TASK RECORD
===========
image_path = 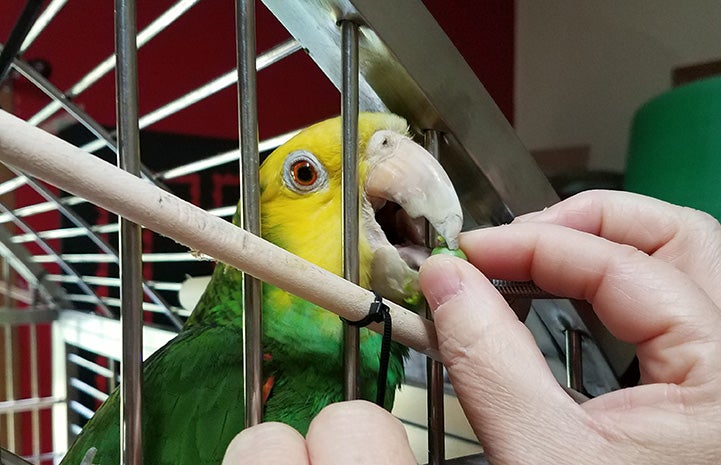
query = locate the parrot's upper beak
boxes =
[362,129,463,305]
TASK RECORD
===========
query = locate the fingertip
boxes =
[419,254,466,309]
[222,422,307,465]
[307,401,415,465]
[308,400,406,440]
[311,399,397,425]
[421,248,577,448]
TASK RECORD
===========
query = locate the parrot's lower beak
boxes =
[362,130,463,307]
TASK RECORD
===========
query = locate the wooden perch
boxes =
[0,110,440,361]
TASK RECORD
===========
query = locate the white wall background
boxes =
[515,1,721,172]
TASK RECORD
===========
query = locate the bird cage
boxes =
[0,1,632,464]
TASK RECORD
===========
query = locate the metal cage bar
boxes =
[2,260,16,454]
[424,129,446,465]
[114,0,144,463]
[26,0,202,127]
[236,0,263,430]
[340,19,361,401]
[0,0,43,83]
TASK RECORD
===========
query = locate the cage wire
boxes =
[0,1,630,464]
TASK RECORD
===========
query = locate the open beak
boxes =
[362,129,463,305]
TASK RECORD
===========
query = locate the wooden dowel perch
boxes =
[0,110,440,361]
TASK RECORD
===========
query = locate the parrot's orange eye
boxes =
[282,150,328,193]
[291,160,317,186]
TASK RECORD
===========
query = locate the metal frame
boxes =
[0,1,628,464]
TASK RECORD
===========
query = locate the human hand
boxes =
[419,190,721,464]
[222,400,416,465]
[223,190,721,464]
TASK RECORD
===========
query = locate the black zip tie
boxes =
[343,291,392,407]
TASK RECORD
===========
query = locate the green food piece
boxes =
[431,245,467,260]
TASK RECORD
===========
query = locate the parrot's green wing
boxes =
[60,325,245,465]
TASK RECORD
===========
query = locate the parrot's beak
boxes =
[362,129,463,305]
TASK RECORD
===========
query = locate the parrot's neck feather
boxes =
[184,263,244,329]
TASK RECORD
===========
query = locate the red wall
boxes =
[2,0,514,137]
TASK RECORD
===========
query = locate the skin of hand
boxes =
[223,190,721,464]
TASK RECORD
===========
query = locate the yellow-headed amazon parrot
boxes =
[60,112,463,465]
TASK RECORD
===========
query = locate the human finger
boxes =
[305,401,416,465]
[419,255,594,464]
[514,190,721,306]
[458,222,721,386]
[222,422,309,465]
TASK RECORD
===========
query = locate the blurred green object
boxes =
[625,76,721,221]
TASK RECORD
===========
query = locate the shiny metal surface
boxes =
[8,51,166,187]
[0,201,110,315]
[424,129,445,465]
[491,279,554,301]
[115,0,144,463]
[0,0,43,83]
[15,171,181,329]
[530,300,621,396]
[236,0,264,429]
[26,0,202,127]
[2,260,15,453]
[139,39,301,131]
[341,19,361,401]
[261,0,558,225]
[565,329,584,392]
[0,221,66,308]
[19,0,69,53]
[28,321,40,462]
[1,446,34,465]
[74,39,301,155]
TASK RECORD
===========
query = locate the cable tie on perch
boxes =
[342,291,393,406]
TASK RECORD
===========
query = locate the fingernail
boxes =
[420,255,464,310]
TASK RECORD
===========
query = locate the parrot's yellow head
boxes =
[258,112,462,306]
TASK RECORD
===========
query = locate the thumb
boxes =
[419,255,585,462]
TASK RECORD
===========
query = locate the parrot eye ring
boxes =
[282,150,328,193]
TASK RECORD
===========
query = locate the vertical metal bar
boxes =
[2,259,15,451]
[115,0,143,464]
[340,20,360,401]
[29,280,41,464]
[424,130,445,465]
[0,200,111,316]
[236,0,263,428]
[565,329,583,392]
[51,324,68,459]
[29,321,40,463]
[109,359,118,392]
[0,0,44,83]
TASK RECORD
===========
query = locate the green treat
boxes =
[431,245,467,260]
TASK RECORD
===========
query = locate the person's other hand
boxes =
[222,400,416,465]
